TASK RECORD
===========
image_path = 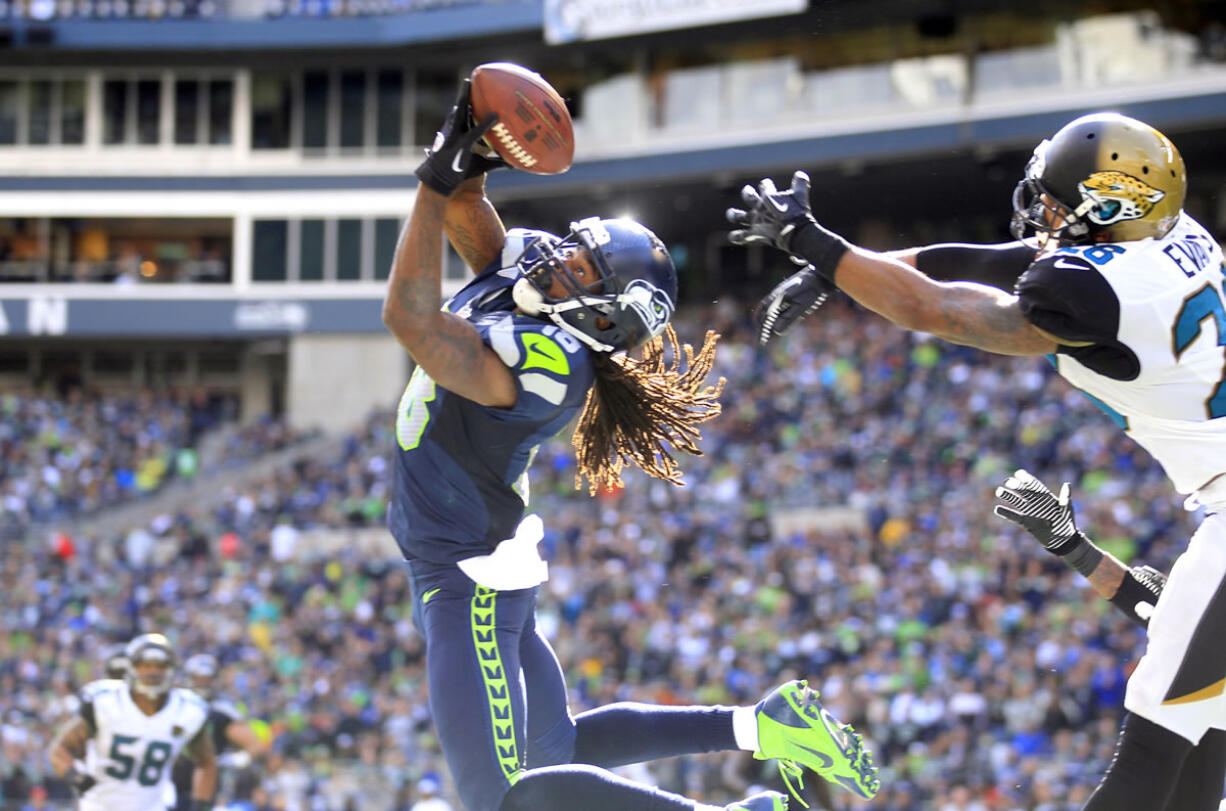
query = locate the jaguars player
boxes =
[49,634,216,811]
[169,654,268,811]
[382,81,880,811]
[734,112,1226,811]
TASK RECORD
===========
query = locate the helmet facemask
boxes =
[512,218,676,353]
[1010,141,1091,250]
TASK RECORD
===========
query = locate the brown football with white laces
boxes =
[470,62,574,175]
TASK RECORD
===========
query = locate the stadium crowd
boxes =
[0,300,1204,810]
[0,387,308,542]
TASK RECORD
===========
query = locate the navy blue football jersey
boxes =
[389,229,596,563]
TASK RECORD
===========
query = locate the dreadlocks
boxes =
[573,325,725,495]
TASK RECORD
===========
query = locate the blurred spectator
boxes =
[0,302,1204,809]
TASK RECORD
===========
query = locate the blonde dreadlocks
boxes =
[573,325,725,494]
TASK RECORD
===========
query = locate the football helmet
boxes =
[102,644,130,680]
[183,653,219,698]
[125,633,176,699]
[511,217,677,353]
[1010,112,1186,247]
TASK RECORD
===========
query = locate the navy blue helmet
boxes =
[512,217,677,353]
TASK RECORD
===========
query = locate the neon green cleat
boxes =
[724,790,789,811]
[754,679,881,804]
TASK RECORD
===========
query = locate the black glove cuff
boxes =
[787,219,850,285]
[414,162,458,197]
[1057,531,1103,576]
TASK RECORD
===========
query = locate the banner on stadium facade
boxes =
[543,0,807,44]
[0,296,385,337]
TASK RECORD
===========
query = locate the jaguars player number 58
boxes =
[49,634,217,811]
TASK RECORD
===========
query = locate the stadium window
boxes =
[374,218,399,280]
[302,71,329,151]
[61,80,85,145]
[375,70,403,150]
[0,81,17,145]
[339,70,365,149]
[208,79,233,145]
[92,350,135,376]
[336,218,361,280]
[103,80,128,144]
[198,349,240,377]
[0,351,29,374]
[28,80,52,145]
[252,220,288,281]
[251,73,292,150]
[413,68,459,147]
[299,218,324,281]
[136,79,161,145]
[174,80,200,144]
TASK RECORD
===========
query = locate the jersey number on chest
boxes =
[396,366,439,451]
[1173,281,1226,419]
[104,734,174,786]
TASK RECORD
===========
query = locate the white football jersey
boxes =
[78,682,209,811]
[1028,213,1226,497]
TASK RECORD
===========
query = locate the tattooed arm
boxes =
[832,247,1057,356]
[383,186,517,407]
[48,717,93,775]
[445,175,506,274]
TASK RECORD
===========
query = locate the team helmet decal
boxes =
[1077,171,1166,227]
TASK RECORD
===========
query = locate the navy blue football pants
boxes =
[407,559,739,811]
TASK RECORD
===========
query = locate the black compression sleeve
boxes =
[914,242,1036,291]
[1164,729,1226,811]
[1110,565,1167,629]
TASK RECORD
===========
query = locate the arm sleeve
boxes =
[914,241,1036,291]
[1015,253,1121,345]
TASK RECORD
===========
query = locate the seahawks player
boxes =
[49,634,216,811]
[383,81,880,811]
[169,654,267,811]
[734,112,1226,811]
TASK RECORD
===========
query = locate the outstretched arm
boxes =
[995,469,1166,628]
[732,172,1057,355]
[833,248,1057,356]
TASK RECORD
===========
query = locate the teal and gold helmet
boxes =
[1011,112,1186,246]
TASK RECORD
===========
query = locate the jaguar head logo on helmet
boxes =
[1010,112,1186,248]
[125,633,176,700]
[511,217,678,353]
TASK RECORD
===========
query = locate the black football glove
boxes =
[993,468,1084,555]
[414,80,503,196]
[68,765,96,796]
[753,264,836,346]
[726,171,817,253]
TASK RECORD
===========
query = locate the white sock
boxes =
[732,705,760,752]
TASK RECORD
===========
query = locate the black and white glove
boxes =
[995,469,1103,578]
[727,171,818,253]
[753,264,835,345]
[993,469,1083,554]
[68,764,96,796]
[414,80,503,196]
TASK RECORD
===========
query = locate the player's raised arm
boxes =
[730,171,1057,356]
[383,81,517,408]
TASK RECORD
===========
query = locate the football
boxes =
[470,62,574,175]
